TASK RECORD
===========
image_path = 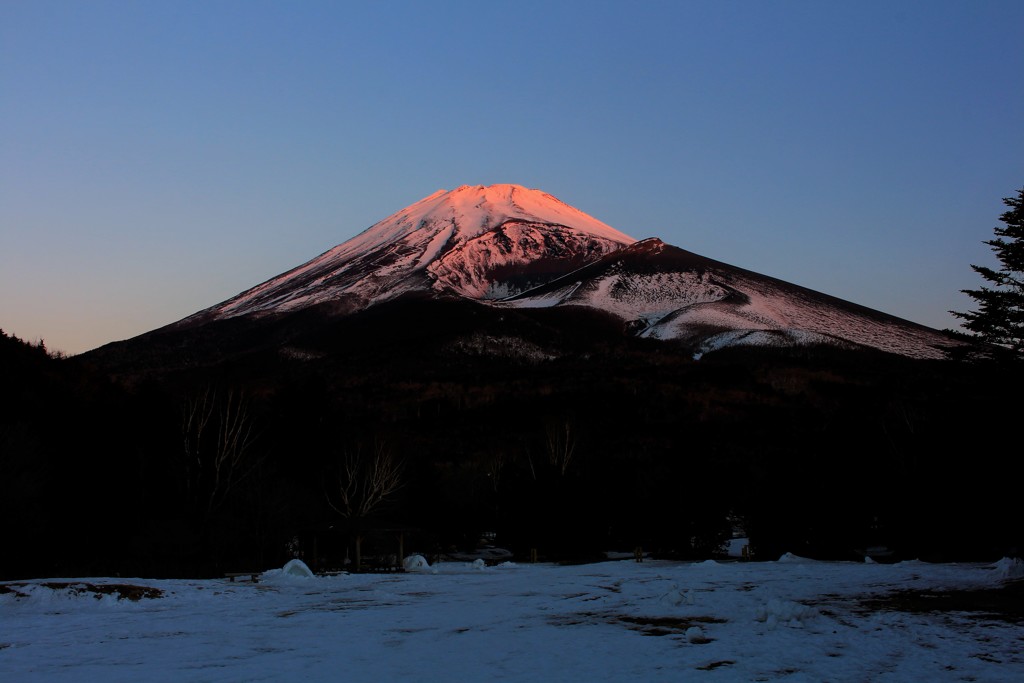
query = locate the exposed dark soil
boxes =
[553,611,726,641]
[618,614,727,634]
[696,660,735,671]
[859,580,1024,623]
[0,581,163,601]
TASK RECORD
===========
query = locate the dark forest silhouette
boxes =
[1,321,1020,579]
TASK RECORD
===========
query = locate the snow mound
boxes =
[777,552,815,563]
[686,625,708,644]
[283,559,314,577]
[755,597,819,629]
[993,557,1024,580]
[403,555,431,571]
[261,559,316,583]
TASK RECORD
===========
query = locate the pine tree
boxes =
[952,188,1024,356]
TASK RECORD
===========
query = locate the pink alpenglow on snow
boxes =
[198,184,635,319]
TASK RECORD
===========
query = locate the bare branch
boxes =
[546,420,577,477]
[326,441,405,520]
[180,386,261,519]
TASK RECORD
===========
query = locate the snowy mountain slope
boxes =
[505,238,955,359]
[171,184,956,360]
[192,184,634,321]
[428,220,627,299]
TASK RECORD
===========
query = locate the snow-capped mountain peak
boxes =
[181,184,956,359]
[333,184,633,260]
[199,184,635,319]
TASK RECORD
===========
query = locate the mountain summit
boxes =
[196,184,634,321]
[176,184,954,359]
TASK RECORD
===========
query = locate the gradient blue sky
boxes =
[3,0,1022,354]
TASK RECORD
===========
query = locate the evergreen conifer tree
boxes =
[952,188,1024,356]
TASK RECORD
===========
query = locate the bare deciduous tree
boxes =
[545,420,577,477]
[180,387,259,519]
[326,441,405,520]
[325,441,405,571]
[486,451,507,493]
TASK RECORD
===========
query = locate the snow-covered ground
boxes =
[3,556,1022,682]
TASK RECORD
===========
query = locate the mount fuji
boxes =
[172,184,953,360]
[191,184,633,321]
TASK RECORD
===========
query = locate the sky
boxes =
[2,1,1022,355]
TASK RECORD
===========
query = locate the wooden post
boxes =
[397,531,405,570]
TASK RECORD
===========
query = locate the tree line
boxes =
[3,324,1021,580]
